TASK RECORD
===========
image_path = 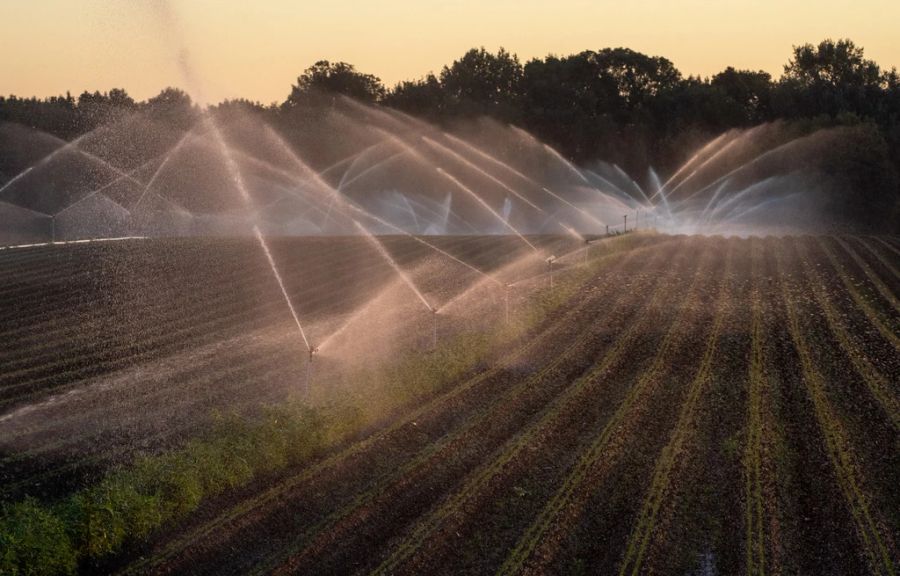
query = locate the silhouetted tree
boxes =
[439,48,523,120]
[711,67,773,124]
[589,48,682,111]
[285,61,385,107]
[784,39,884,88]
[520,52,620,159]
[777,39,890,119]
[0,93,78,139]
[75,88,136,131]
[384,74,444,120]
[2,37,899,230]
[143,88,198,129]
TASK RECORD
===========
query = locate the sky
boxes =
[1,0,898,104]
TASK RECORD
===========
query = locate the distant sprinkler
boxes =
[304,346,319,398]
[504,283,511,324]
[624,214,628,233]
[547,255,557,289]
[606,224,609,236]
[431,307,439,350]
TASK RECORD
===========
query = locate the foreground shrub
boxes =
[0,498,77,576]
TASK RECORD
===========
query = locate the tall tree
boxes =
[711,67,773,124]
[778,39,889,119]
[384,74,444,119]
[144,88,197,129]
[285,61,385,107]
[783,39,884,88]
[75,88,136,131]
[439,47,523,120]
[588,48,682,110]
[520,52,621,159]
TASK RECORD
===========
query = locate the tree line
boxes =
[2,38,899,181]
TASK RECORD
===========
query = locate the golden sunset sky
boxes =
[1,0,898,104]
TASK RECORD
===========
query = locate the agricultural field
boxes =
[0,234,580,501]
[1,233,898,575]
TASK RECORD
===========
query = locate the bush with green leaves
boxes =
[0,498,77,576]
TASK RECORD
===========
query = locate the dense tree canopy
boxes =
[710,67,773,125]
[438,47,524,119]
[2,38,899,208]
[784,39,885,89]
[285,60,386,107]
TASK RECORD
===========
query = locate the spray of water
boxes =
[261,126,503,285]
[206,115,313,351]
[133,127,201,211]
[0,200,51,218]
[0,131,146,202]
[252,223,311,349]
[316,139,392,178]
[435,168,539,253]
[655,131,733,195]
[439,132,612,232]
[668,136,744,198]
[316,283,398,353]
[421,136,544,212]
[561,224,587,243]
[541,144,591,184]
[352,219,433,312]
[339,149,409,191]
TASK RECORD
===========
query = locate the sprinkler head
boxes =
[309,346,319,358]
[547,255,556,263]
[431,306,438,315]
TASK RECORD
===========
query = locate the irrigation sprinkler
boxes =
[431,307,439,350]
[547,255,556,288]
[504,284,511,324]
[304,346,318,397]
[624,214,628,233]
[606,224,609,236]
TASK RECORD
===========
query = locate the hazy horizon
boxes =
[2,0,899,104]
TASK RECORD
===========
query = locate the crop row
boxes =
[743,240,771,576]
[117,234,670,575]
[0,235,604,498]
[615,242,734,576]
[775,242,895,575]
[367,240,711,575]
[246,241,683,576]
[492,243,718,576]
[5,233,632,496]
[118,235,897,576]
[817,238,899,350]
[0,237,519,407]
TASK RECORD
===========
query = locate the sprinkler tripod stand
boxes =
[431,307,438,350]
[504,284,511,324]
[304,346,319,397]
[547,255,557,289]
